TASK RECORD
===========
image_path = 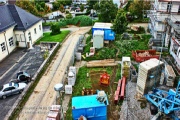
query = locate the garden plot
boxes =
[89,70,109,93]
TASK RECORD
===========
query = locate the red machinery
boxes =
[114,77,126,104]
[99,72,110,86]
[132,49,159,62]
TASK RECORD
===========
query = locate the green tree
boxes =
[94,0,118,22]
[128,0,151,19]
[80,4,84,12]
[50,24,61,35]
[87,0,98,14]
[112,9,128,34]
[16,0,51,17]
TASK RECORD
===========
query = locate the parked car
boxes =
[11,71,31,83]
[0,82,27,99]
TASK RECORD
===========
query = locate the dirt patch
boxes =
[90,70,109,93]
[89,67,120,120]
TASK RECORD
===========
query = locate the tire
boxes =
[19,89,23,94]
[2,95,6,99]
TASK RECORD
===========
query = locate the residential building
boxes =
[148,0,180,45]
[148,0,180,70]
[0,4,43,62]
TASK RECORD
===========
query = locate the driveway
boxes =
[0,46,45,120]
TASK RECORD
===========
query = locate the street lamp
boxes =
[54,83,64,120]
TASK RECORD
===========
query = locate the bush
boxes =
[50,24,61,35]
[66,13,73,19]
[58,21,67,28]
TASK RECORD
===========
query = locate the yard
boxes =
[35,30,70,44]
[65,30,152,120]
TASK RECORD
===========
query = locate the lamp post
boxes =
[54,83,64,120]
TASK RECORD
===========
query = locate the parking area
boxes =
[0,46,46,120]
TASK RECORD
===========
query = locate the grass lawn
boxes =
[35,30,70,44]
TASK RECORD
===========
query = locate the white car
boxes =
[0,82,27,99]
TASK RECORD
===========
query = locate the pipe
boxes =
[23,31,27,48]
[3,31,9,54]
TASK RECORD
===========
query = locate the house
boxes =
[0,4,43,62]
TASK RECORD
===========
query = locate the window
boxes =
[167,2,172,12]
[9,37,14,46]
[34,28,37,34]
[39,25,41,30]
[28,32,31,41]
[178,5,180,13]
[1,42,6,52]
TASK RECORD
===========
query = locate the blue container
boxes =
[92,28,115,41]
[72,95,108,120]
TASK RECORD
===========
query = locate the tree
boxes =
[50,24,61,35]
[128,0,151,19]
[94,0,118,22]
[87,0,98,14]
[80,4,84,12]
[16,0,51,17]
[112,9,128,34]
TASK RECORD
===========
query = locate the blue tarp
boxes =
[72,95,108,120]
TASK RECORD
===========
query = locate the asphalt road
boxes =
[0,46,44,120]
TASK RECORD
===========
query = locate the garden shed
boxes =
[93,30,104,48]
[92,22,115,41]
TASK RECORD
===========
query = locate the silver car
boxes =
[0,82,27,99]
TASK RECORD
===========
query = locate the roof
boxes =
[0,4,42,33]
[0,5,16,32]
[93,30,104,35]
[93,22,113,29]
[140,58,164,71]
[72,95,108,109]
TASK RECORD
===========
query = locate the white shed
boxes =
[93,30,104,49]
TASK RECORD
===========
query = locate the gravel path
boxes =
[18,27,91,120]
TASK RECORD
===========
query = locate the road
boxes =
[18,27,90,120]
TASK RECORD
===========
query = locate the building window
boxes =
[34,28,37,34]
[39,25,41,30]
[167,2,172,12]
[9,37,14,46]
[1,42,6,52]
[28,32,31,41]
[178,5,180,13]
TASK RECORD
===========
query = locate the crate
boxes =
[65,85,72,94]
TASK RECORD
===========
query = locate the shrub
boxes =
[50,24,61,35]
[66,13,73,19]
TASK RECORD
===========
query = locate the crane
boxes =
[145,81,180,120]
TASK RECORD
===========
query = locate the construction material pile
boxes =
[87,59,117,67]
[137,51,151,57]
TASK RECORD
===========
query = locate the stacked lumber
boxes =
[87,59,117,67]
